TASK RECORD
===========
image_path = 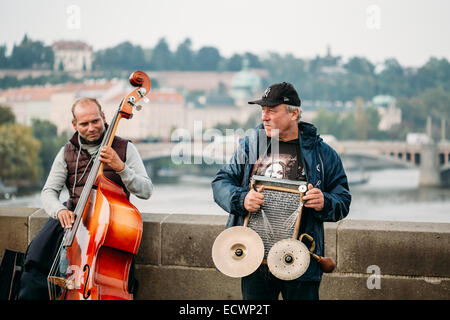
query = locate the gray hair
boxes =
[285,104,301,121]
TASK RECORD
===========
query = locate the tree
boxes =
[9,34,54,69]
[31,119,67,183]
[93,41,146,71]
[174,38,194,70]
[412,57,450,93]
[344,57,375,75]
[312,109,341,136]
[226,54,243,71]
[195,46,221,71]
[0,45,7,68]
[398,86,450,139]
[376,58,408,97]
[354,98,368,140]
[0,105,16,125]
[365,106,382,139]
[149,38,173,70]
[0,123,41,184]
[244,52,262,68]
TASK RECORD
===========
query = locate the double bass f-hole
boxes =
[82,264,91,299]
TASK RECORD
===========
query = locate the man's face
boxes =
[261,104,298,139]
[265,163,284,179]
[72,101,106,143]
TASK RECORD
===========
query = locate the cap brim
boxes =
[248,99,281,107]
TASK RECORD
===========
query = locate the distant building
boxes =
[149,69,268,94]
[52,40,93,72]
[0,85,59,125]
[372,95,401,130]
[106,89,185,140]
[230,59,262,105]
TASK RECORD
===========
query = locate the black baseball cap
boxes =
[248,82,301,107]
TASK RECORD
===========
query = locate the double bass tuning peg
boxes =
[137,88,150,104]
[134,96,149,111]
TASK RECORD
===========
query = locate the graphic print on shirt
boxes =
[252,139,306,181]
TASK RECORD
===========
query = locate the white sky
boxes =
[1,0,449,67]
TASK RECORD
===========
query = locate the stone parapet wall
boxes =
[0,207,449,299]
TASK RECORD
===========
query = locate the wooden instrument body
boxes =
[61,175,142,300]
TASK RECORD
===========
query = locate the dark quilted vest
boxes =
[64,132,129,211]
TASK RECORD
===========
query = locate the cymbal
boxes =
[267,238,310,280]
[212,226,264,278]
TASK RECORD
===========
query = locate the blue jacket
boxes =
[211,121,351,281]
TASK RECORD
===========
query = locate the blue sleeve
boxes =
[211,138,249,216]
[315,145,351,222]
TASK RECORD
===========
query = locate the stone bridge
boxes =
[135,140,450,166]
[1,207,449,300]
[135,140,450,186]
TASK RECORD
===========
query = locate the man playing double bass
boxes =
[18,97,153,300]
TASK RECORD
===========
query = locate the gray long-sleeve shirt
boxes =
[41,140,153,219]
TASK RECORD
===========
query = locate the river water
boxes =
[1,168,449,223]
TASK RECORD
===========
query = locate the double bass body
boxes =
[63,175,142,300]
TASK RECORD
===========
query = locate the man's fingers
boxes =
[306,188,321,195]
[64,214,72,229]
[253,192,264,200]
[305,199,321,205]
[59,211,75,229]
[254,198,264,205]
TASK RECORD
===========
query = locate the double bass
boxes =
[47,71,151,300]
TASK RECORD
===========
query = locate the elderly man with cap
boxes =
[211,82,351,300]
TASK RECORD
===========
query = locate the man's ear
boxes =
[291,108,299,121]
[72,119,77,132]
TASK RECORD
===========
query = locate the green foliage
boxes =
[93,41,147,71]
[174,38,195,71]
[0,45,7,68]
[0,123,41,183]
[397,86,450,138]
[313,102,384,141]
[149,38,173,70]
[0,105,16,125]
[195,46,221,71]
[7,34,54,69]
[343,57,375,75]
[31,119,67,184]
[0,73,82,90]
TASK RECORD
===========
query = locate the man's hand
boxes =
[99,146,125,172]
[303,183,324,211]
[244,186,264,212]
[57,209,75,229]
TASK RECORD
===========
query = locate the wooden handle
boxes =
[311,253,336,273]
[243,214,250,228]
[292,193,304,239]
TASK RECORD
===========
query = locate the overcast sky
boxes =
[1,0,449,67]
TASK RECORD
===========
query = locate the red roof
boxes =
[0,81,115,102]
[0,86,59,102]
